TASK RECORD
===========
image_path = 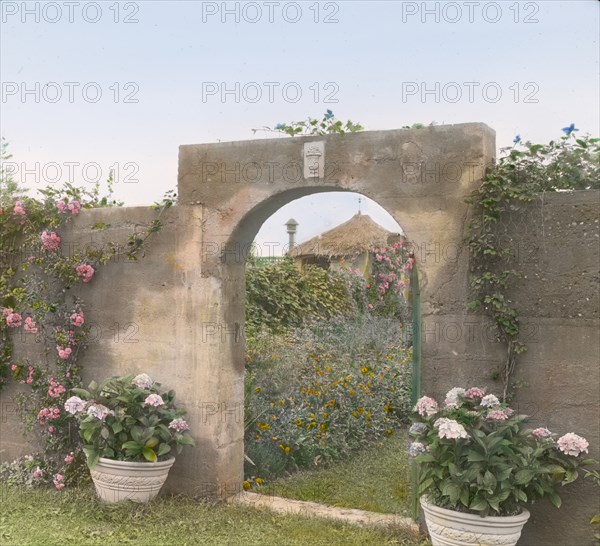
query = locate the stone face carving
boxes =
[303,141,325,179]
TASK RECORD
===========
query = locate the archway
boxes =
[167,123,495,498]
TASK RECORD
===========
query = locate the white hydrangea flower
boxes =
[434,418,469,440]
[64,396,85,414]
[481,394,500,408]
[444,387,466,408]
[132,373,154,389]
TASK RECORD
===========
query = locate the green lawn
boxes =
[264,431,414,516]
[0,485,428,546]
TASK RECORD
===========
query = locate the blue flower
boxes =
[561,123,578,136]
[324,110,334,120]
[275,123,284,130]
[513,134,521,144]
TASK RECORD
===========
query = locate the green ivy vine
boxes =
[466,126,599,400]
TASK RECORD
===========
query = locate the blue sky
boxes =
[1,1,598,253]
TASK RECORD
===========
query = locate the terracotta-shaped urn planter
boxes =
[90,457,176,503]
[420,497,530,546]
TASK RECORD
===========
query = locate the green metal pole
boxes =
[410,264,422,522]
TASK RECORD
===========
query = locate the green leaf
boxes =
[145,437,159,448]
[177,435,195,446]
[70,388,90,399]
[548,491,561,508]
[515,469,536,485]
[467,450,486,462]
[469,497,488,512]
[112,422,123,434]
[157,443,172,457]
[143,447,157,462]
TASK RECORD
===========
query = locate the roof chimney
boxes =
[285,218,299,249]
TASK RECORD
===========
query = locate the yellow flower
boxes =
[352,411,359,418]
[278,400,283,406]
[254,387,261,393]
[357,407,364,414]
[384,404,393,413]
[322,412,328,419]
[349,389,356,396]
[386,429,393,436]
[361,366,369,374]
[366,411,372,419]
[320,423,328,432]
[255,477,264,485]
[271,436,278,441]
[257,422,270,431]
[242,480,251,491]
[295,419,303,427]
[329,399,336,406]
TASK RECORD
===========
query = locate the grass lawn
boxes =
[263,431,413,516]
[0,486,428,546]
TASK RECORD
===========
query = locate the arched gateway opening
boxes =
[167,124,495,498]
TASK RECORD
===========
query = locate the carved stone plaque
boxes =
[303,141,325,179]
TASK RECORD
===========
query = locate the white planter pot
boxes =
[421,496,530,546]
[89,457,176,503]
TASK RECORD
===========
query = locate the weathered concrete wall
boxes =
[424,190,600,546]
[5,125,597,543]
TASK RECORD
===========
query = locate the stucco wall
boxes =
[423,190,600,546]
[1,128,597,545]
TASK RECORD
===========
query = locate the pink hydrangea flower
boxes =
[168,418,190,432]
[415,396,439,417]
[1,307,11,316]
[40,230,61,251]
[557,433,589,457]
[64,453,74,464]
[13,200,26,216]
[70,312,84,327]
[56,200,67,213]
[532,427,552,438]
[144,394,165,407]
[56,346,72,360]
[434,418,469,440]
[64,396,86,414]
[24,316,38,333]
[75,264,95,283]
[5,312,22,328]
[465,387,485,400]
[486,408,513,421]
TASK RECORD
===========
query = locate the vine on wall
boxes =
[0,140,174,486]
[466,126,599,400]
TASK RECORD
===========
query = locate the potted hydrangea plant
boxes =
[65,373,195,503]
[409,387,596,546]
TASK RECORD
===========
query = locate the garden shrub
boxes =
[245,315,412,479]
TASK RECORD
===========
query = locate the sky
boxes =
[1,0,598,254]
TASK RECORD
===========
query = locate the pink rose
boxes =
[40,230,61,251]
[56,346,72,360]
[67,200,81,215]
[56,200,67,213]
[24,316,38,333]
[13,200,26,216]
[5,312,22,328]
[75,264,95,283]
[70,312,85,327]
[33,467,43,478]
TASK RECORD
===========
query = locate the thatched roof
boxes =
[289,213,402,258]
